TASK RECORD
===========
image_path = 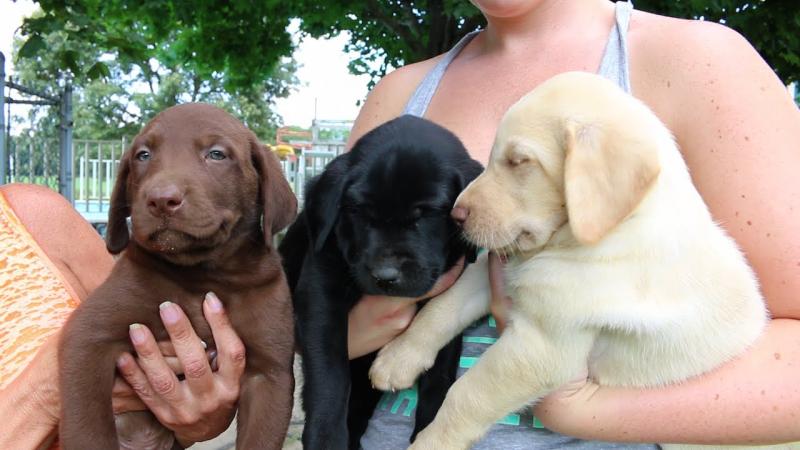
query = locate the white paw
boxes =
[369,336,436,391]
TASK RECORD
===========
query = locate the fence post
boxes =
[59,81,73,203]
[0,52,6,185]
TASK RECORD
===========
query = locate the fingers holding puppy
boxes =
[114,296,242,443]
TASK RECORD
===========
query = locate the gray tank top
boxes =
[361,2,656,449]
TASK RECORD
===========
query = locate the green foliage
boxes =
[18,0,296,92]
[295,0,485,87]
[10,28,298,143]
[14,0,799,95]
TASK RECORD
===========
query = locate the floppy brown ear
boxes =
[106,153,132,254]
[251,140,298,239]
[564,120,661,245]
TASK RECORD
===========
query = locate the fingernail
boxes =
[200,340,207,349]
[129,324,146,344]
[205,292,223,312]
[116,354,129,368]
[159,301,180,324]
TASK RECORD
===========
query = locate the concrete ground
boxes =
[192,358,304,450]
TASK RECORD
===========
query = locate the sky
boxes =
[0,1,374,128]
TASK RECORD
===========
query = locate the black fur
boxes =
[280,115,483,450]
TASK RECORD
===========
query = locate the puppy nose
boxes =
[451,205,469,224]
[147,185,184,216]
[371,266,401,284]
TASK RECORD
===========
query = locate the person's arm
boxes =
[533,20,800,444]
[0,333,61,450]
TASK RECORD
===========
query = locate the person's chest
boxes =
[421,37,675,166]
[423,41,608,165]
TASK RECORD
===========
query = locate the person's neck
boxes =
[479,0,615,54]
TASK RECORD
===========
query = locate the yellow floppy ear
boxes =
[564,120,661,245]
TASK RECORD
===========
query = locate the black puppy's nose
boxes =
[147,185,184,216]
[371,266,401,284]
[451,205,469,225]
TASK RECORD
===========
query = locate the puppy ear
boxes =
[453,157,484,192]
[304,154,350,253]
[564,120,661,245]
[106,152,132,254]
[452,158,483,264]
[251,140,298,239]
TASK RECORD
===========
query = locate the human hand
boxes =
[114,292,245,445]
[488,252,513,332]
[533,366,598,434]
[347,256,466,359]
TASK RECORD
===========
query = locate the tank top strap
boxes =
[597,0,634,93]
[402,1,635,116]
[402,30,481,117]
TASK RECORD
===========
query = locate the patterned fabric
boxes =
[0,191,80,389]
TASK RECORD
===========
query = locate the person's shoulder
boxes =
[629,10,784,128]
[630,10,769,82]
[1,183,76,226]
[346,55,444,149]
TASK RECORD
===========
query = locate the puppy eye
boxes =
[135,150,151,162]
[207,149,227,161]
[507,156,530,167]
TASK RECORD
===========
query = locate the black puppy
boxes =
[280,115,483,450]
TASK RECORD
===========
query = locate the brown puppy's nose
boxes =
[451,205,469,225]
[147,185,184,216]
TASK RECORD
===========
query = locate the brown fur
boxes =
[58,103,297,450]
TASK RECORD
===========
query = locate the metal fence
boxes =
[71,139,126,223]
[282,145,344,203]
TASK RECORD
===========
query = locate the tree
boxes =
[295,0,485,87]
[296,0,798,85]
[17,0,799,90]
[17,0,297,93]
[11,27,298,143]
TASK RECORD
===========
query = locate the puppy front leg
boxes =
[370,254,491,391]
[298,306,351,450]
[59,334,122,450]
[294,262,357,450]
[236,368,294,450]
[410,319,595,450]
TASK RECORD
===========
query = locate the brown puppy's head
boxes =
[106,103,296,265]
[454,72,664,254]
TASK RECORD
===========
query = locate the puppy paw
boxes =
[369,336,435,391]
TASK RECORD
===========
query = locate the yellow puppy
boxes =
[370,72,773,450]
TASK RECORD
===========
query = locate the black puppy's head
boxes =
[305,115,483,297]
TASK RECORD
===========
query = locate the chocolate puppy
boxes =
[58,103,297,450]
[280,115,483,450]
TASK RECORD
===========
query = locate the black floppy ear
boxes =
[251,140,298,239]
[452,157,484,264]
[106,151,132,254]
[454,157,484,192]
[303,153,351,253]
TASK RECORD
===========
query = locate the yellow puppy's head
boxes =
[454,71,665,254]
